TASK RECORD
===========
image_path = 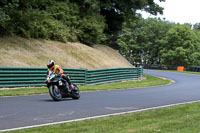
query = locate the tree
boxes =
[100,0,165,31]
[193,23,200,31]
[99,0,165,48]
[161,24,200,67]
[0,0,165,46]
[117,17,173,65]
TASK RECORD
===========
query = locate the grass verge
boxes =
[147,69,200,75]
[0,74,170,97]
[4,101,200,133]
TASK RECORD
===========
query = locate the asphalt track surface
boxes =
[1,70,200,131]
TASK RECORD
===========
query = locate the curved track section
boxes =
[1,70,200,131]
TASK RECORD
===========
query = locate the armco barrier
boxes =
[0,67,143,88]
[86,68,142,85]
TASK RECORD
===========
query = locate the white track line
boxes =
[1,100,200,132]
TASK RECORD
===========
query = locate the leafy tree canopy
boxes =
[161,24,200,67]
[0,0,165,45]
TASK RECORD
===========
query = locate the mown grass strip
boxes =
[0,74,170,97]
[4,101,200,133]
[147,69,200,75]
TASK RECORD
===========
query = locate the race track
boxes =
[1,70,200,131]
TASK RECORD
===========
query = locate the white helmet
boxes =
[47,60,55,68]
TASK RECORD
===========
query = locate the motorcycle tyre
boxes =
[49,84,62,101]
[72,84,80,100]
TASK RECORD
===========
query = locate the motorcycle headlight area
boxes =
[58,80,63,86]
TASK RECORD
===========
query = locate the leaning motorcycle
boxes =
[46,71,80,101]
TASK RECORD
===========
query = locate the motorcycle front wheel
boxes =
[49,84,62,101]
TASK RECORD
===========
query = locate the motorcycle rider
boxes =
[47,60,74,91]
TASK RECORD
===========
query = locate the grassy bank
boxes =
[0,74,170,97]
[0,37,133,69]
[4,101,200,133]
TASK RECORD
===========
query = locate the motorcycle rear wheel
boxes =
[72,84,80,100]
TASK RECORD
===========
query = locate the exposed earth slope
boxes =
[0,37,133,69]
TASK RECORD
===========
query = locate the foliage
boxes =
[161,25,200,67]
[117,17,174,64]
[117,16,200,68]
[0,0,165,44]
[0,0,74,41]
[77,12,106,45]
[99,0,165,47]
[0,0,105,43]
[193,23,200,31]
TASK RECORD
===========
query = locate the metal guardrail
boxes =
[0,67,143,87]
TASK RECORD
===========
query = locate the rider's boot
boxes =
[64,80,71,92]
[63,75,74,92]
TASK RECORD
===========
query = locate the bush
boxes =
[78,12,106,45]
[0,0,107,44]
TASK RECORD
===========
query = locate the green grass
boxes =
[79,74,170,91]
[0,74,170,97]
[148,69,200,75]
[4,101,200,133]
[173,70,200,75]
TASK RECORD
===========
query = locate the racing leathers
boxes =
[47,65,74,90]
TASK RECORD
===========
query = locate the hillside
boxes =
[0,37,133,69]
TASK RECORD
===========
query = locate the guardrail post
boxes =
[138,66,143,80]
[85,69,88,85]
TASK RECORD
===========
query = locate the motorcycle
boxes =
[46,71,80,101]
